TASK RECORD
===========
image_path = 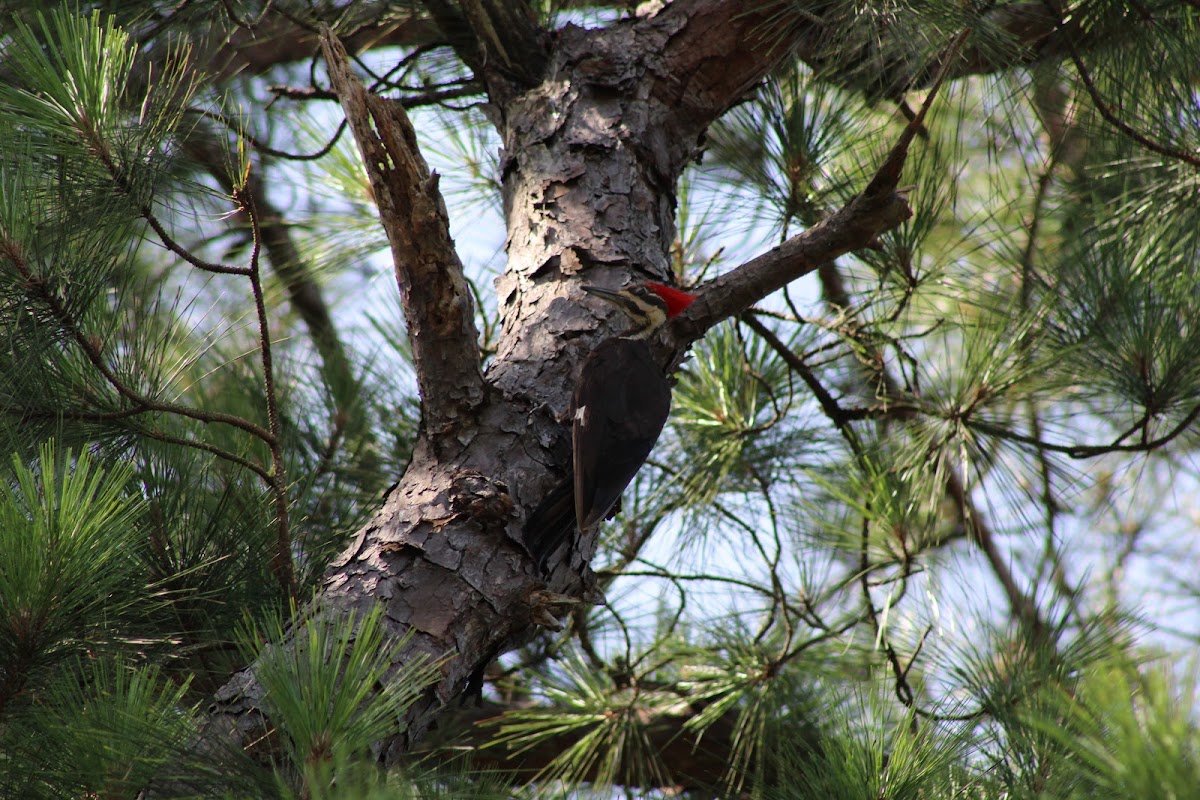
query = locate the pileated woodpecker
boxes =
[525,281,697,572]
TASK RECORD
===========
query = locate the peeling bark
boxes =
[198,0,918,767]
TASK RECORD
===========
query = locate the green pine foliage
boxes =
[245,606,445,798]
[0,6,427,796]
[0,443,144,713]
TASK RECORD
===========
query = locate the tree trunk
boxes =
[201,0,914,765]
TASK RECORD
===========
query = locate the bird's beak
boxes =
[581,285,637,315]
[580,285,625,304]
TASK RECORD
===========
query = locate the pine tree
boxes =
[2,2,1200,798]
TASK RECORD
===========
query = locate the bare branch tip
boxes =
[864,29,971,197]
[317,24,348,67]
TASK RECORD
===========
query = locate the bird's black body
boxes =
[524,282,694,574]
[525,337,670,571]
[573,337,670,532]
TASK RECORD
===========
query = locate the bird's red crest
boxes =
[645,282,696,318]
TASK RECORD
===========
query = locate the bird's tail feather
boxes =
[523,478,576,575]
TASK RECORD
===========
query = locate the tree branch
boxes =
[668,189,911,346]
[650,1,1067,141]
[320,28,486,441]
[418,695,756,792]
[162,14,443,87]
[181,132,362,420]
[419,0,548,100]
[236,182,297,600]
[131,1,1103,117]
[1042,0,1200,169]
[944,471,1049,643]
[669,27,969,346]
[650,0,801,125]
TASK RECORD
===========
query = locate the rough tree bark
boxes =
[200,0,916,765]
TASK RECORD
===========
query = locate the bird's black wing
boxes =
[573,338,671,532]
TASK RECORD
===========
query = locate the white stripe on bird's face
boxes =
[580,284,668,338]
